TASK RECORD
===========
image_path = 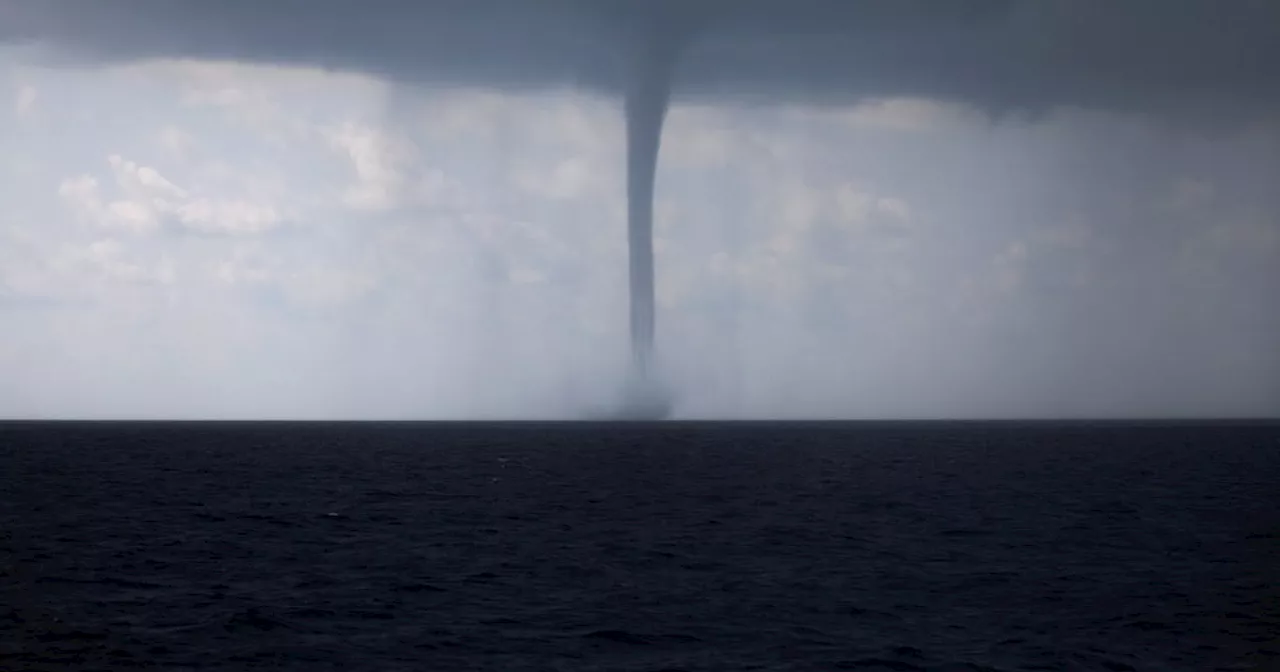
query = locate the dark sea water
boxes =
[2,421,1278,672]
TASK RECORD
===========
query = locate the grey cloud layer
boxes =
[3,0,1279,121]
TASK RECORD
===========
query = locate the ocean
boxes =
[2,421,1277,671]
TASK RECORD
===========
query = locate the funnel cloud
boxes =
[1,1,1277,419]
[617,12,694,418]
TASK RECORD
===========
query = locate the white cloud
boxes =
[57,174,100,203]
[1,226,174,307]
[156,125,195,159]
[3,53,1279,418]
[13,83,36,118]
[278,267,377,309]
[514,156,595,201]
[105,199,158,231]
[326,122,414,211]
[76,239,174,286]
[876,196,912,223]
[59,173,160,234]
[109,154,186,198]
[176,199,283,235]
[664,106,737,168]
[60,155,287,236]
[214,244,273,287]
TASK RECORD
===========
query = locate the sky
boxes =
[1,2,1278,419]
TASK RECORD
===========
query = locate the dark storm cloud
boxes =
[2,0,1279,121]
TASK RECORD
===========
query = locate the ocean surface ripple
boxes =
[2,421,1277,671]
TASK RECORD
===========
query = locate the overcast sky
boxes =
[1,2,1278,419]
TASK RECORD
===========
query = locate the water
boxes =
[2,421,1277,671]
